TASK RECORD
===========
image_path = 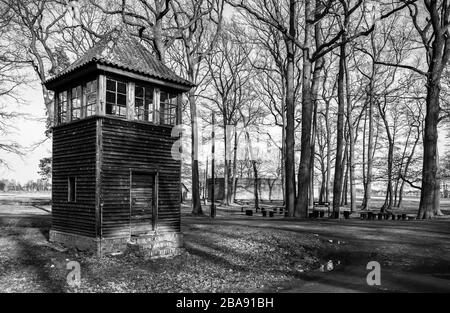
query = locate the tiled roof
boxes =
[45,29,194,88]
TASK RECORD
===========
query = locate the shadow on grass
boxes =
[0,214,65,292]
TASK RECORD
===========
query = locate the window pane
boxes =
[117,82,126,94]
[84,80,97,117]
[117,104,126,117]
[117,94,126,106]
[106,103,113,115]
[106,79,116,91]
[160,91,168,103]
[135,86,144,98]
[160,90,177,125]
[134,85,153,121]
[58,91,68,124]
[86,80,97,93]
[86,104,95,117]
[68,177,76,202]
[106,91,116,104]
[72,98,81,109]
[106,78,127,118]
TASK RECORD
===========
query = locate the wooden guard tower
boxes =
[44,30,194,257]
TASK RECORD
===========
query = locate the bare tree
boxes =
[374,1,450,218]
[203,21,252,205]
[169,0,224,215]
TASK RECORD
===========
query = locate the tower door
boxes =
[130,172,157,236]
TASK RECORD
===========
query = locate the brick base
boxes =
[49,229,183,258]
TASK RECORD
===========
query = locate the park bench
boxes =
[260,207,276,217]
[311,201,330,218]
[360,211,415,221]
[340,207,351,219]
[360,211,378,220]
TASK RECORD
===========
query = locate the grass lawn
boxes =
[0,203,325,293]
[1,194,449,293]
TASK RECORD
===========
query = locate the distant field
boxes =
[0,192,50,201]
[1,191,449,216]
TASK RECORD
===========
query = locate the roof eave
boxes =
[44,61,98,91]
[44,60,195,92]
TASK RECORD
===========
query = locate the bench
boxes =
[340,207,351,219]
[360,211,415,221]
[360,211,377,220]
[261,208,276,217]
[312,201,330,218]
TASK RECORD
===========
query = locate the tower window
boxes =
[106,78,127,117]
[57,91,68,124]
[68,177,77,202]
[135,85,153,121]
[160,91,177,125]
[84,79,97,117]
[71,86,82,120]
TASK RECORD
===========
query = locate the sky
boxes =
[0,82,51,184]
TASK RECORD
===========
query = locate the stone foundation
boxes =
[49,229,183,258]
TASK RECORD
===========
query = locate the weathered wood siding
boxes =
[100,117,181,238]
[52,118,97,237]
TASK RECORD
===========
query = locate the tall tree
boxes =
[170,0,224,215]
[377,1,450,218]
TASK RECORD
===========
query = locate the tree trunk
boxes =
[284,0,298,217]
[341,140,349,206]
[434,140,444,216]
[325,99,331,204]
[363,85,374,210]
[382,140,394,212]
[189,89,203,215]
[230,130,238,203]
[296,0,313,218]
[332,42,346,217]
[253,160,259,210]
[223,117,230,206]
[319,160,327,203]
[379,100,393,213]
[362,105,367,207]
[418,81,440,219]
[344,56,356,213]
[244,127,259,210]
[394,128,412,207]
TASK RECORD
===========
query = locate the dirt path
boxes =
[1,202,449,292]
[183,216,450,292]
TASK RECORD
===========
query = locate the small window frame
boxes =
[68,177,77,203]
[159,90,177,126]
[106,77,127,118]
[134,84,154,122]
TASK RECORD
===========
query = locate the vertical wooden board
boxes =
[52,118,98,237]
[95,118,102,238]
[127,81,135,120]
[130,172,155,235]
[153,88,160,124]
[53,92,58,126]
[81,83,87,119]
[67,88,72,122]
[100,117,181,237]
[98,75,106,115]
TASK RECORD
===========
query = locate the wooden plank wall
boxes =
[100,117,181,238]
[52,118,97,237]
